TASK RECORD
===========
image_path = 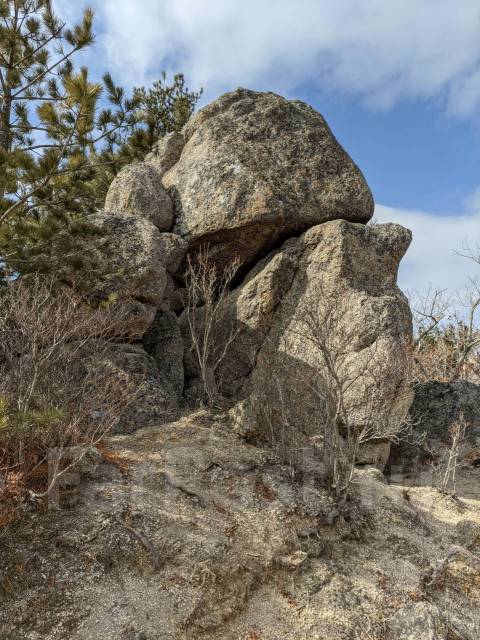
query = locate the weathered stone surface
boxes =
[409,380,480,446]
[105,163,173,231]
[91,343,178,434]
[91,212,167,337]
[244,221,413,467]
[3,415,480,640]
[185,220,412,466]
[145,131,185,177]
[163,88,374,267]
[386,602,448,640]
[179,245,298,396]
[157,232,188,274]
[388,379,480,472]
[355,441,392,468]
[160,273,186,313]
[143,311,184,400]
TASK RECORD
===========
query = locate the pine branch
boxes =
[10,29,62,73]
[10,46,84,99]
[0,110,80,224]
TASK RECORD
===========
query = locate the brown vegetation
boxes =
[0,276,136,524]
[411,246,480,384]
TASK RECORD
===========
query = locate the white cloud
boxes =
[375,204,480,295]
[60,0,480,115]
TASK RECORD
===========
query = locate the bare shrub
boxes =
[0,275,136,518]
[184,246,239,406]
[258,290,411,503]
[411,259,480,384]
[411,287,453,382]
[413,293,480,383]
[426,414,467,496]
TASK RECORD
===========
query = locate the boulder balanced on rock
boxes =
[162,88,374,268]
[91,88,413,448]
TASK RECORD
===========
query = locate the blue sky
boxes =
[57,0,480,295]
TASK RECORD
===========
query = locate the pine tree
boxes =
[0,1,201,282]
[0,1,98,220]
[88,72,202,212]
[0,0,135,281]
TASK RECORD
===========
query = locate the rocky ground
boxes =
[1,410,479,640]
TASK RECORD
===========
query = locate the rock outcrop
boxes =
[89,343,179,433]
[9,89,477,640]
[389,379,480,472]
[162,88,374,267]
[85,87,412,446]
[182,219,413,467]
[242,221,412,463]
[409,380,480,447]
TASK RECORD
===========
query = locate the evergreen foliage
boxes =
[0,1,201,282]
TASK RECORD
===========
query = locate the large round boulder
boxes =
[162,88,374,267]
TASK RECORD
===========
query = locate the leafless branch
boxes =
[0,275,138,516]
[184,246,240,406]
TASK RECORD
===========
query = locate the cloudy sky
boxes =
[57,0,480,295]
